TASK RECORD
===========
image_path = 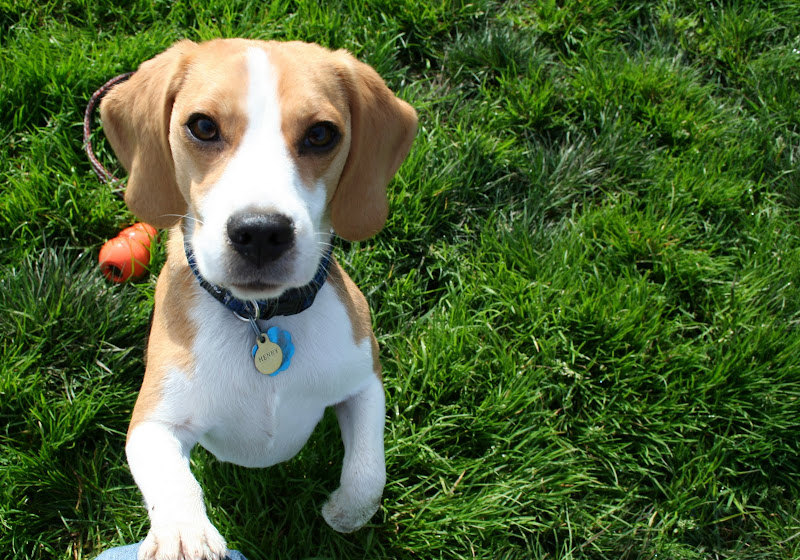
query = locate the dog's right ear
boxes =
[100,40,196,229]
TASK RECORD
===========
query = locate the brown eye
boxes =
[186,114,220,142]
[302,122,339,152]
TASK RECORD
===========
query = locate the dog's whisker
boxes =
[161,213,205,225]
[321,271,346,292]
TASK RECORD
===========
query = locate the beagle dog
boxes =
[100,38,417,560]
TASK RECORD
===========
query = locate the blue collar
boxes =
[184,240,333,321]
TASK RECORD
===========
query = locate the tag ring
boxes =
[232,301,263,339]
[233,299,261,321]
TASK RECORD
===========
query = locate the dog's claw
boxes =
[137,520,227,560]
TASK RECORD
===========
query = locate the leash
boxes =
[83,72,135,189]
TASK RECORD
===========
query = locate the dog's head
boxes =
[100,39,417,300]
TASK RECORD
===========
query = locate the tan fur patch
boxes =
[328,51,418,241]
[128,229,198,437]
[100,40,197,228]
[327,259,382,378]
[261,42,352,196]
[169,39,252,214]
[257,41,417,240]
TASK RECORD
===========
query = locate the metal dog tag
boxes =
[253,334,283,375]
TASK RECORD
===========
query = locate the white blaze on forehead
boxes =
[222,47,296,206]
[242,48,289,177]
[191,47,329,291]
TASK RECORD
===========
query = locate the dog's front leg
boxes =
[322,375,386,533]
[127,421,227,560]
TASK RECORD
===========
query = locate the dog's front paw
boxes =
[137,519,227,560]
[322,486,381,533]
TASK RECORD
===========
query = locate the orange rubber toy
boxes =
[98,223,157,283]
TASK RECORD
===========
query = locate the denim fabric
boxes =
[95,542,248,560]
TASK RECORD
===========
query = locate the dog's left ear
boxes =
[331,53,418,241]
[100,40,197,229]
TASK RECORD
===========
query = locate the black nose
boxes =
[226,212,294,266]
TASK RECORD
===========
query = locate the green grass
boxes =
[2,0,799,558]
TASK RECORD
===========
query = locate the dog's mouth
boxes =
[220,254,298,300]
[227,280,285,300]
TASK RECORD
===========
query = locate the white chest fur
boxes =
[149,280,376,468]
